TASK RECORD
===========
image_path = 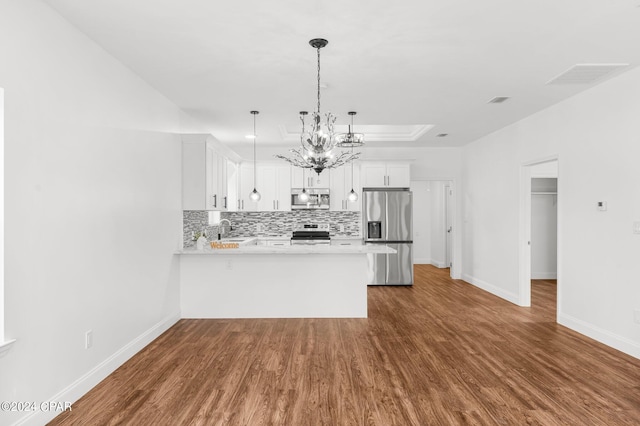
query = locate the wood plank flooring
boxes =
[49,266,640,425]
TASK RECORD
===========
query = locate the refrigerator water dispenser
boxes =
[367,221,382,239]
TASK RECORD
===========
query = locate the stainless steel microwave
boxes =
[291,188,330,210]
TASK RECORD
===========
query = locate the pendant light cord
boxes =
[253,113,257,188]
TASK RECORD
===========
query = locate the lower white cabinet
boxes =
[330,239,363,246]
[257,238,291,246]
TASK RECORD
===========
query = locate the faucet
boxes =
[218,219,233,237]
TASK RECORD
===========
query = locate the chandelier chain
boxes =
[316,46,321,115]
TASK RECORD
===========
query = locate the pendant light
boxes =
[299,167,309,202]
[249,111,261,202]
[336,111,365,148]
[347,145,358,202]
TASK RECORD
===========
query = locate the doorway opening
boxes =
[410,179,458,279]
[519,158,559,318]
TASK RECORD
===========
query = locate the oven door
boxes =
[291,239,331,245]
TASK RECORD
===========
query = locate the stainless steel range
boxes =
[291,224,331,245]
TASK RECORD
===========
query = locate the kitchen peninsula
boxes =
[178,243,393,319]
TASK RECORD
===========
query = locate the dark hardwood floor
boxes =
[50,266,640,425]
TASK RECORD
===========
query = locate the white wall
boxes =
[462,65,640,358]
[0,1,188,424]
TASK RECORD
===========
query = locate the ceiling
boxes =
[43,0,640,152]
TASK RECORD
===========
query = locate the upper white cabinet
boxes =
[182,139,229,211]
[360,161,411,188]
[226,159,239,212]
[257,164,291,211]
[238,163,258,211]
[292,167,330,188]
[330,163,361,211]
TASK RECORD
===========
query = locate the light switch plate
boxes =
[633,222,640,234]
[634,309,640,324]
[597,201,607,211]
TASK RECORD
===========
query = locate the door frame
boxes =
[444,184,453,268]
[518,156,560,308]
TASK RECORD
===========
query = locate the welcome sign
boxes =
[209,241,240,249]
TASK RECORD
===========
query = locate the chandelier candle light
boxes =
[249,111,261,202]
[276,38,361,176]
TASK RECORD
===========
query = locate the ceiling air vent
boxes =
[546,63,629,85]
[488,96,510,104]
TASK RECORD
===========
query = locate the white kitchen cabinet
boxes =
[238,163,258,211]
[292,167,330,188]
[257,238,291,246]
[265,239,291,247]
[226,160,239,212]
[182,139,228,211]
[360,161,410,188]
[330,239,363,246]
[257,164,291,211]
[207,146,229,210]
[330,164,361,211]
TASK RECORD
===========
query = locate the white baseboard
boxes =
[531,272,557,279]
[558,312,640,360]
[15,312,181,426]
[431,259,448,268]
[461,273,520,305]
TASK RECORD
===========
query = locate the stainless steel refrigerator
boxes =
[363,188,413,285]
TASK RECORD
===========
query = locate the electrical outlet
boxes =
[85,330,93,349]
[339,224,345,232]
[634,310,640,325]
[633,222,640,235]
[226,260,233,270]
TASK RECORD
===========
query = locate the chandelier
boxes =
[275,38,361,175]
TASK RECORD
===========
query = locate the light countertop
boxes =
[177,244,394,255]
